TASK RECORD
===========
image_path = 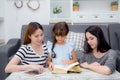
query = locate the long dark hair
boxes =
[23,22,43,45]
[51,22,69,58]
[84,25,111,53]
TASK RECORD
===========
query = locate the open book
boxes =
[52,62,82,74]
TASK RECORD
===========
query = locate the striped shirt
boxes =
[15,44,48,67]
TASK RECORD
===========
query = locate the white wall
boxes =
[2,0,50,42]
[0,0,5,40]
[0,0,120,43]
[119,0,120,22]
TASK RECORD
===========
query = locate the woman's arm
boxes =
[80,62,111,75]
[89,64,111,75]
[81,49,117,75]
[5,56,29,73]
[5,56,44,73]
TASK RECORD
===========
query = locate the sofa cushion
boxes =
[115,50,120,72]
[115,31,120,50]
[108,24,120,50]
[66,31,85,51]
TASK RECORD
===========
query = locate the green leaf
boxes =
[53,6,62,14]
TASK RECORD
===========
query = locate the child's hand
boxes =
[49,62,54,71]
[62,59,70,64]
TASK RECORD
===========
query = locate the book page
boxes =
[54,65,69,71]
[52,62,80,74]
[54,62,79,71]
[68,65,82,73]
[66,62,79,71]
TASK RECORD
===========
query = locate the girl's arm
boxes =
[69,49,78,64]
[47,52,54,71]
[62,49,77,64]
[47,53,52,65]
[5,56,44,73]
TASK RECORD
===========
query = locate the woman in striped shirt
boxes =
[5,22,51,73]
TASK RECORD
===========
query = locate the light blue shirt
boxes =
[47,41,75,65]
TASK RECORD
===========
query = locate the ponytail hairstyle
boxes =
[51,22,69,58]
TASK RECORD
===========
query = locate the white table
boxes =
[6,68,120,80]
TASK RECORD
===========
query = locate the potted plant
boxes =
[111,1,118,11]
[73,1,79,11]
[53,6,62,18]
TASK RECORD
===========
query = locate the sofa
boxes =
[0,24,120,80]
[108,24,120,73]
